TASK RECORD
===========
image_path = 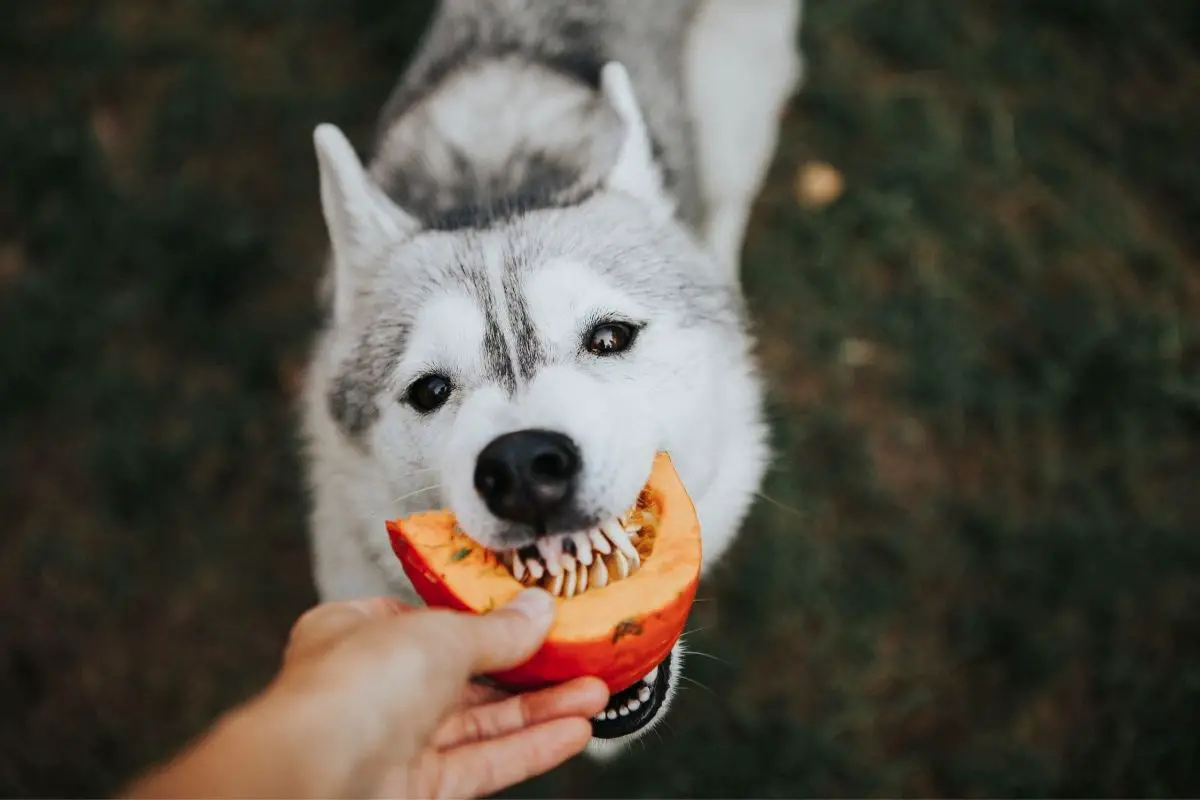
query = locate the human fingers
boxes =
[452,587,558,673]
[429,676,608,749]
[283,597,416,665]
[401,588,558,683]
[431,717,594,798]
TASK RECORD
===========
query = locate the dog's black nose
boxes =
[474,429,581,527]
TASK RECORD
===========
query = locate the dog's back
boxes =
[366,0,708,234]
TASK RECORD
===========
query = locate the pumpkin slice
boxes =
[385,452,700,694]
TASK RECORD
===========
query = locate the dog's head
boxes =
[313,64,743,747]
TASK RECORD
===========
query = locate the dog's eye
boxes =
[586,322,637,355]
[406,374,453,413]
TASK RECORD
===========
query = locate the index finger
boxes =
[284,596,419,664]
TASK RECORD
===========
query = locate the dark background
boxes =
[2,0,1199,796]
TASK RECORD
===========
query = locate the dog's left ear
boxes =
[600,62,676,222]
[313,123,419,325]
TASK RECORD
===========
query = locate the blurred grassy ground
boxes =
[2,0,1198,796]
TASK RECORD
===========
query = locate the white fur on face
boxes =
[435,255,667,550]
[361,220,740,553]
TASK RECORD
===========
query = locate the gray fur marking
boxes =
[371,0,705,231]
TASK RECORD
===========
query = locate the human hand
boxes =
[125,589,609,799]
[277,589,609,797]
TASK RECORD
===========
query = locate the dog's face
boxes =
[314,65,740,747]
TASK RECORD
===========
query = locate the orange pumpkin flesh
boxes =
[385,452,700,694]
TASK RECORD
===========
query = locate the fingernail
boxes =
[504,587,555,623]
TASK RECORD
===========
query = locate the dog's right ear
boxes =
[599,62,676,223]
[313,123,418,324]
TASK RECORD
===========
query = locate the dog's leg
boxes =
[684,0,805,281]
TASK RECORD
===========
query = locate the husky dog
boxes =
[302,0,803,756]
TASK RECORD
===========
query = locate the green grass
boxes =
[2,0,1198,796]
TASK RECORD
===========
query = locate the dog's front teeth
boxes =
[638,685,652,703]
[570,532,594,566]
[588,528,613,555]
[525,557,544,581]
[537,538,564,576]
[504,516,646,595]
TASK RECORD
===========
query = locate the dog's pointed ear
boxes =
[600,62,675,221]
[313,123,418,323]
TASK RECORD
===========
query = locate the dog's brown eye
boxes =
[407,374,453,412]
[586,322,637,355]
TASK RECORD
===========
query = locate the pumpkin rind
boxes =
[385,452,700,694]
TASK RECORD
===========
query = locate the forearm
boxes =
[122,682,399,799]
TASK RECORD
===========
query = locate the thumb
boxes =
[461,588,557,673]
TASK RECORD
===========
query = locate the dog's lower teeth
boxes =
[628,698,641,711]
[590,557,609,589]
[612,549,631,580]
[642,669,657,684]
[502,514,648,597]
[618,705,629,716]
[563,559,578,598]
[638,686,652,703]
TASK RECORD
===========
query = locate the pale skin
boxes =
[123,588,609,799]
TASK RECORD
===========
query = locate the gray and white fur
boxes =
[302,0,804,757]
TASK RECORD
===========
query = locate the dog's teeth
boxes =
[603,519,639,565]
[643,668,657,684]
[577,560,588,593]
[526,558,545,581]
[628,698,641,711]
[511,554,526,582]
[606,709,618,720]
[538,538,563,576]
[563,557,577,598]
[618,705,630,716]
[589,557,609,589]
[638,686,652,703]
[593,713,605,722]
[588,528,613,555]
[611,549,631,580]
[571,532,593,565]
[549,571,564,597]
